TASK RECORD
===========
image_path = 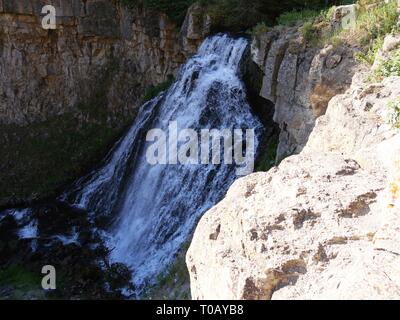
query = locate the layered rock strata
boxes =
[251,26,358,161]
[0,0,210,124]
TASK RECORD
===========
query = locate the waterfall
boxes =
[64,34,264,292]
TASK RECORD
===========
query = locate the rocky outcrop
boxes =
[187,51,400,298]
[331,4,357,31]
[372,33,400,71]
[0,0,210,125]
[180,2,212,52]
[0,0,212,207]
[251,26,358,161]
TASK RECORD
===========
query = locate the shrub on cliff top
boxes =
[375,49,400,78]
[121,0,339,31]
[355,0,399,45]
[201,0,337,32]
[121,0,195,24]
[342,0,399,68]
[388,97,400,129]
[277,8,326,26]
[142,75,174,103]
[249,22,268,37]
[289,0,399,51]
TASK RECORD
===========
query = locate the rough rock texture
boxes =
[0,0,210,124]
[0,1,212,207]
[372,33,400,71]
[187,65,400,299]
[331,4,357,31]
[251,26,358,161]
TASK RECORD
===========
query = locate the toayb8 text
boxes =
[156,303,244,317]
[199,304,244,315]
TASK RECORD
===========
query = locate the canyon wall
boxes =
[0,0,210,124]
[0,0,210,206]
[251,25,358,161]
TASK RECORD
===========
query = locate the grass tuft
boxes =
[142,76,174,103]
[142,242,191,300]
[375,49,400,78]
[388,98,400,129]
[0,265,45,299]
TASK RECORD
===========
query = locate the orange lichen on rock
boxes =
[388,160,400,208]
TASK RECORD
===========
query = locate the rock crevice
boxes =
[251,26,358,161]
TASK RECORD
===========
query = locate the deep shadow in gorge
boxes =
[242,46,280,170]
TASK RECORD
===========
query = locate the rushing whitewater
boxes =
[64,34,264,292]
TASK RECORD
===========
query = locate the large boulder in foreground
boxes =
[186,75,400,300]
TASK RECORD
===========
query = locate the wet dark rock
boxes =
[0,215,18,241]
[0,201,132,299]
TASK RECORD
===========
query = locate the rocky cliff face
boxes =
[187,34,400,299]
[0,0,209,124]
[0,0,210,206]
[251,26,358,161]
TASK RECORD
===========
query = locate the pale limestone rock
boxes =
[187,152,399,299]
[331,4,358,31]
[180,3,211,41]
[187,73,400,300]
[382,34,400,53]
[305,76,400,169]
[372,34,400,71]
[250,31,278,70]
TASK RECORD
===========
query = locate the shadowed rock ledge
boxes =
[251,24,359,161]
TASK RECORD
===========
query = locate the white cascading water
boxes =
[64,34,264,292]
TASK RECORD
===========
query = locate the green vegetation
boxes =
[143,242,191,300]
[354,1,396,51]
[355,36,384,65]
[0,113,125,206]
[200,0,269,33]
[355,0,399,46]
[375,49,400,78]
[142,75,174,103]
[301,20,318,42]
[0,265,45,299]
[120,0,398,40]
[249,22,268,37]
[0,61,132,206]
[255,133,279,172]
[202,0,338,32]
[346,1,400,82]
[277,8,327,26]
[388,98,400,129]
[121,0,340,32]
[121,0,195,25]
[347,0,399,63]
[274,0,398,53]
